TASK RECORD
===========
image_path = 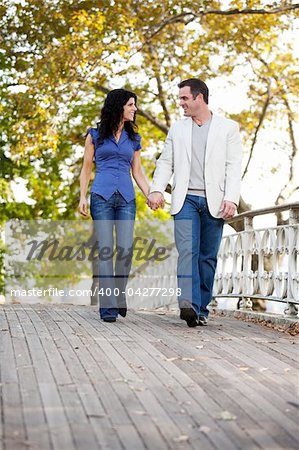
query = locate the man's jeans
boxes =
[90,192,136,319]
[174,195,224,317]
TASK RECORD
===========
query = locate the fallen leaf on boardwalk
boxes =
[129,363,144,370]
[217,411,237,421]
[173,435,189,442]
[182,357,195,361]
[196,345,204,349]
[130,386,145,392]
[239,367,249,371]
[199,426,211,434]
[131,410,146,415]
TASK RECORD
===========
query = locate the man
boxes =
[147,78,242,327]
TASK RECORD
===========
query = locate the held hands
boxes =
[79,193,165,215]
[147,192,165,211]
[79,197,88,216]
[220,200,237,220]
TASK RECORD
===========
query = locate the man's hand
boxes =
[147,192,165,211]
[220,200,237,220]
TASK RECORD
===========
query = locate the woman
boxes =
[79,89,149,322]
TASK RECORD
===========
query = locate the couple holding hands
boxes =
[79,78,242,327]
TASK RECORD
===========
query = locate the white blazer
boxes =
[150,114,243,218]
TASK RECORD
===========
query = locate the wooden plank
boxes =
[211,320,299,370]
[39,382,75,450]
[201,381,283,450]
[1,326,18,383]
[88,312,237,448]
[1,304,298,450]
[137,311,297,398]
[46,307,145,450]
[2,382,27,450]
[1,307,27,450]
[32,306,120,450]
[213,315,299,361]
[10,308,52,450]
[20,307,75,450]
[122,320,245,450]
[78,306,299,450]
[181,338,297,446]
[200,326,298,424]
[0,308,6,450]
[58,383,101,450]
[67,308,197,449]
[17,307,72,387]
[128,311,299,449]
[59,308,169,450]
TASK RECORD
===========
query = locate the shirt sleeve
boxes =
[134,134,142,151]
[87,128,98,147]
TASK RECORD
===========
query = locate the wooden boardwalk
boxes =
[0,305,298,450]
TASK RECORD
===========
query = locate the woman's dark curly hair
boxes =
[97,88,138,144]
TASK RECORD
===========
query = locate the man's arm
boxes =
[220,122,243,219]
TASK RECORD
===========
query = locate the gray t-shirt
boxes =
[188,119,211,196]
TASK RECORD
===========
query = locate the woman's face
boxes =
[123,97,137,122]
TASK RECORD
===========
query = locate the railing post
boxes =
[284,208,299,317]
[209,296,218,311]
[239,216,253,311]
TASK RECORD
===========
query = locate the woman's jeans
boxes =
[174,195,224,318]
[90,192,136,319]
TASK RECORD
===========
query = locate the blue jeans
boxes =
[174,195,224,317]
[90,191,136,319]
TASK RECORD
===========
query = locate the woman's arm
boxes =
[131,150,150,198]
[79,134,94,216]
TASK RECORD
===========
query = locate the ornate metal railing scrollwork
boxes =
[214,202,299,317]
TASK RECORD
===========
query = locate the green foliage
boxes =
[0,0,298,293]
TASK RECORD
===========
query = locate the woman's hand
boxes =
[147,192,165,210]
[79,197,89,216]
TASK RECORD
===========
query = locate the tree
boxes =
[0,0,298,291]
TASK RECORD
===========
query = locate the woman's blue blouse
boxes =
[88,127,141,202]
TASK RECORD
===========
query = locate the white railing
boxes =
[213,202,299,317]
[128,203,299,318]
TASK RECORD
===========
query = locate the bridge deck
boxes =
[0,304,298,450]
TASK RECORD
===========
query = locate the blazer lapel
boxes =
[205,114,222,162]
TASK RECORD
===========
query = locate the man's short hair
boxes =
[178,78,209,104]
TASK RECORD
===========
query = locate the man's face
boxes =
[179,86,201,117]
